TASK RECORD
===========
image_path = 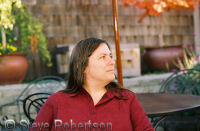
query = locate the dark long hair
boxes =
[63,37,124,94]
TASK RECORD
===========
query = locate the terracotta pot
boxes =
[0,53,29,84]
[143,45,184,72]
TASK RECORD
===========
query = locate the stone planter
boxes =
[143,45,184,72]
[0,53,29,84]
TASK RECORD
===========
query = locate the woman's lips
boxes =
[106,69,115,72]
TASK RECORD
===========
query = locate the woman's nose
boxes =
[108,57,115,65]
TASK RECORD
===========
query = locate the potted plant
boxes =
[160,45,200,94]
[0,0,52,84]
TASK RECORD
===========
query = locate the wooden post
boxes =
[112,0,123,86]
[194,2,200,55]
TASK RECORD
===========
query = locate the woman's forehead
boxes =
[93,43,111,55]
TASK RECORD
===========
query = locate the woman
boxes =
[31,38,154,131]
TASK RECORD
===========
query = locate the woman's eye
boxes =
[99,55,106,59]
[101,56,106,59]
[99,54,112,59]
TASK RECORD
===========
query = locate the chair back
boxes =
[0,75,66,123]
[23,92,51,123]
[18,76,65,101]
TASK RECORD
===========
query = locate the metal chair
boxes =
[23,92,51,123]
[158,68,200,131]
[159,68,200,95]
[0,76,65,125]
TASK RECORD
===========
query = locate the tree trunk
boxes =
[1,27,6,49]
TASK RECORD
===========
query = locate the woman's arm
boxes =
[130,94,155,131]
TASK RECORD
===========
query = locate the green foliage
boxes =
[173,69,200,95]
[0,0,52,66]
[161,64,200,95]
[15,6,52,66]
[0,27,18,54]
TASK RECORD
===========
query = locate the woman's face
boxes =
[84,43,115,84]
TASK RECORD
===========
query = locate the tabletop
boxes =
[136,93,200,117]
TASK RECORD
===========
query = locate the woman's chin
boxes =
[107,74,115,82]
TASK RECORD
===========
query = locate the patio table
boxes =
[136,93,200,129]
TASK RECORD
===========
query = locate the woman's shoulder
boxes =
[48,91,71,101]
[107,82,136,100]
[121,89,137,99]
[110,88,137,100]
[43,91,76,108]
